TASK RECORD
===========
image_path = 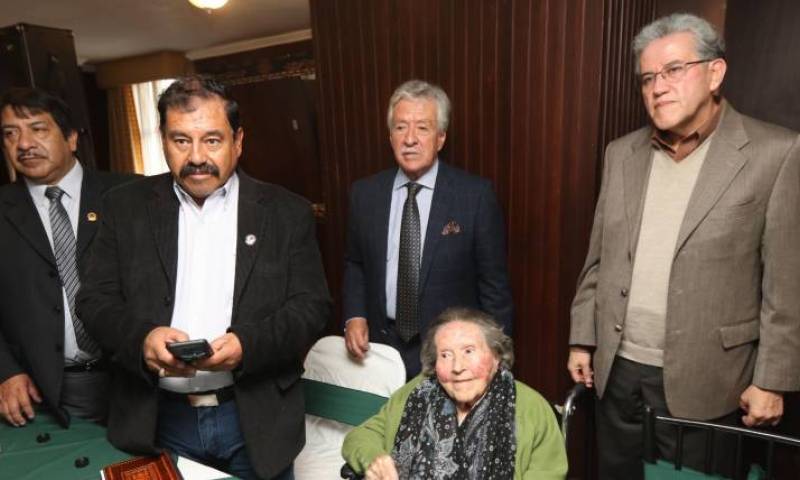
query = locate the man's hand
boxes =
[567,346,594,388]
[194,333,243,372]
[365,454,399,480]
[143,326,196,378]
[740,385,783,427]
[345,317,370,360]
[0,373,42,427]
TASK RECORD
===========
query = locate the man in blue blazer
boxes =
[343,80,513,377]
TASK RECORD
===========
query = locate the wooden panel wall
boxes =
[599,0,656,158]
[505,0,604,399]
[724,0,800,132]
[310,0,652,405]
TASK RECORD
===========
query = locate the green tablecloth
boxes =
[0,411,132,480]
[0,411,240,480]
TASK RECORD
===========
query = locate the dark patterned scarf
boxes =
[391,368,516,479]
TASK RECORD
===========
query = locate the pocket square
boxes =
[441,220,462,236]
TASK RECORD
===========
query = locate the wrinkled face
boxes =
[639,32,726,137]
[1,106,77,185]
[162,96,243,205]
[389,98,446,181]
[434,321,500,415]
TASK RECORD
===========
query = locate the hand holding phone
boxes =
[166,339,213,363]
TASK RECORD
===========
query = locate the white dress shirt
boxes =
[160,173,239,393]
[25,161,92,364]
[384,160,438,320]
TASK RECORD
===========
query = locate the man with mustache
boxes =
[0,87,133,427]
[343,80,513,377]
[568,13,800,478]
[78,76,331,479]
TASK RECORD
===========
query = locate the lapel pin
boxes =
[87,212,98,222]
[245,234,257,246]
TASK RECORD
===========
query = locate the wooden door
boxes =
[228,78,323,206]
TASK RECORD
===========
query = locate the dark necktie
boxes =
[45,186,100,356]
[396,182,422,342]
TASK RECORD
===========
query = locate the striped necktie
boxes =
[45,186,100,356]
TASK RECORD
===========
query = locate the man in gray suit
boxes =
[568,13,800,479]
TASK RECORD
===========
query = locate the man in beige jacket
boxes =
[568,13,800,479]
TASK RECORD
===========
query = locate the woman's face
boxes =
[434,321,500,415]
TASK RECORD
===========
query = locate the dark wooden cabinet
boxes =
[0,23,96,184]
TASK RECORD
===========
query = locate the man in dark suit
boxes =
[78,77,331,480]
[0,87,132,427]
[343,79,513,377]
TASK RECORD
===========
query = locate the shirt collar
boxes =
[173,172,239,211]
[651,99,724,161]
[393,159,439,191]
[25,159,83,205]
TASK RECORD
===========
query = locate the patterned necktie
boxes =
[396,182,422,342]
[45,186,100,356]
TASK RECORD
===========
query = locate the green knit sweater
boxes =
[342,375,568,479]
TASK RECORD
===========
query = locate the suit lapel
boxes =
[420,163,453,291]
[76,171,101,258]
[375,170,394,316]
[623,139,653,258]
[147,175,180,290]
[2,182,56,267]
[674,106,749,256]
[233,173,268,308]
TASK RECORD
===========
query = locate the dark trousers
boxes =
[383,320,421,380]
[156,394,293,480]
[597,356,739,480]
[60,370,109,423]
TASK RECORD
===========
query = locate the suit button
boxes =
[54,305,63,313]
[614,324,623,332]
[163,296,172,306]
[620,288,629,297]
[55,344,63,353]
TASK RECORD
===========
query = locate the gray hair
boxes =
[386,79,451,132]
[632,13,725,74]
[420,307,514,377]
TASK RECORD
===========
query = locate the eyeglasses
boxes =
[639,59,712,89]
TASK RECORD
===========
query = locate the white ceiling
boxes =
[0,0,310,64]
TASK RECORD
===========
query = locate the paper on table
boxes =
[176,456,232,479]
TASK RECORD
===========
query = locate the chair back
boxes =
[294,336,406,480]
[643,406,800,480]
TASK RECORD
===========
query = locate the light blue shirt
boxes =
[385,160,438,320]
[25,160,92,363]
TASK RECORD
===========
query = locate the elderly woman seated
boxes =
[342,307,568,479]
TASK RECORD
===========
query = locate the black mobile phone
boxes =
[166,339,213,362]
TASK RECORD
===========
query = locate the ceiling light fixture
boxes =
[188,0,229,11]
